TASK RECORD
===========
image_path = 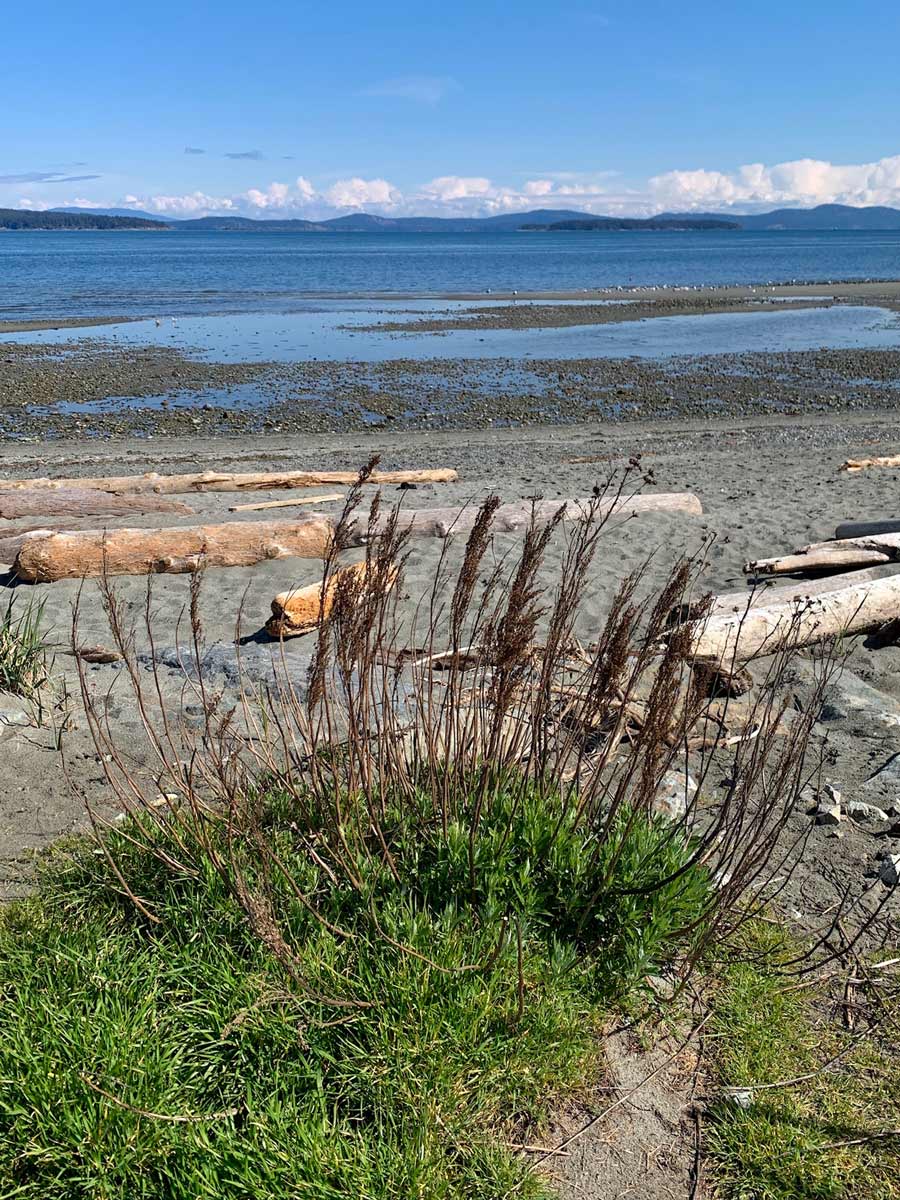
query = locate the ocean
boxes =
[5,229,900,320]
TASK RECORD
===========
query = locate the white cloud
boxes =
[650,154,900,211]
[18,152,900,222]
[363,75,458,104]
[323,177,402,210]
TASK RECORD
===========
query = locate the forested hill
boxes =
[0,208,167,230]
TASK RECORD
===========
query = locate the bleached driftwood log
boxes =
[229,493,344,513]
[362,492,702,539]
[265,562,398,639]
[0,468,457,496]
[684,565,900,621]
[686,573,900,665]
[839,455,900,473]
[14,518,334,582]
[9,491,703,580]
[747,533,900,576]
[0,488,192,520]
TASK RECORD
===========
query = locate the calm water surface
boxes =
[4,229,900,319]
[5,302,899,363]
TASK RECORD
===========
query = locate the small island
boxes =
[0,208,167,231]
[520,217,739,231]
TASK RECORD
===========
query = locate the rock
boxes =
[845,799,890,823]
[653,769,698,821]
[880,853,900,887]
[0,705,30,729]
[863,753,900,798]
[820,674,900,730]
[815,786,842,825]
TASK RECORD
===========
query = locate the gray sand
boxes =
[3,411,900,960]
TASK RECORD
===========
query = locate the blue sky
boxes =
[5,0,900,218]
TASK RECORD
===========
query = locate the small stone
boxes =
[880,853,900,887]
[815,802,842,826]
[0,707,30,729]
[653,770,698,821]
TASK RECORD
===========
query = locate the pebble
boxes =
[653,770,698,821]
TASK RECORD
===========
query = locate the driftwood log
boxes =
[834,520,900,540]
[265,562,398,639]
[0,468,457,496]
[839,455,900,473]
[362,492,703,539]
[678,565,900,622]
[229,493,345,513]
[13,518,334,582]
[686,573,900,665]
[0,488,192,520]
[747,533,900,577]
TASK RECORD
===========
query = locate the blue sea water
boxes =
[4,229,900,320]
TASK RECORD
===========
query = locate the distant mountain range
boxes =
[0,201,898,232]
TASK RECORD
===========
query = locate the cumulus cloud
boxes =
[323,177,402,209]
[28,153,900,222]
[363,75,458,104]
[650,154,900,211]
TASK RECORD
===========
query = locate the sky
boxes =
[5,0,900,220]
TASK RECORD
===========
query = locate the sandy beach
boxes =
[2,407,900,957]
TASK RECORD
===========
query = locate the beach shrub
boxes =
[0,778,709,1200]
[1,461,836,1198]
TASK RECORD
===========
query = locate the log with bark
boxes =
[265,561,398,639]
[0,468,457,496]
[13,517,334,582]
[0,488,192,520]
[360,492,702,540]
[839,455,900,473]
[684,573,900,665]
[747,533,900,577]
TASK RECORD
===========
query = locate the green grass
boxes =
[0,778,711,1200]
[0,591,47,699]
[705,922,900,1200]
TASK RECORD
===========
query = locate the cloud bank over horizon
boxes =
[13,153,900,220]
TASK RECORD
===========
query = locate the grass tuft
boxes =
[0,779,709,1200]
[0,591,47,698]
[705,922,900,1200]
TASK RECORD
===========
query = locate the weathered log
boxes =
[747,533,900,576]
[0,488,192,520]
[686,566,900,621]
[839,455,900,473]
[686,574,900,665]
[229,492,344,513]
[362,492,702,539]
[0,468,458,496]
[14,518,334,582]
[265,561,398,639]
[834,520,900,540]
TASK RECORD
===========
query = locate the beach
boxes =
[3,403,900,947]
